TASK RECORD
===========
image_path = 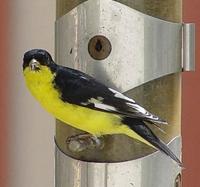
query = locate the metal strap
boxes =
[56,0,195,92]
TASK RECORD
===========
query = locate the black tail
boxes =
[123,118,182,167]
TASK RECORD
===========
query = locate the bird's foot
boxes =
[66,133,104,152]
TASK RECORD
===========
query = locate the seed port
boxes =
[88,35,112,60]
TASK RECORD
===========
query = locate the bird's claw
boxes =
[66,133,104,152]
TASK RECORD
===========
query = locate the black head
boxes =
[23,49,55,71]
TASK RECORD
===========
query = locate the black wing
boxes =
[53,66,167,124]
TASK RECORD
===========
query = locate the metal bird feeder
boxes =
[55,0,195,186]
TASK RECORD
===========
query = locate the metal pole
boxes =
[55,0,183,186]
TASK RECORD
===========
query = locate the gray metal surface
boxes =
[55,0,183,92]
[55,137,181,187]
[183,23,195,71]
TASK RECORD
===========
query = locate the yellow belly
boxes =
[50,103,123,136]
[33,86,123,136]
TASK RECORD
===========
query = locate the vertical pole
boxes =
[55,0,182,186]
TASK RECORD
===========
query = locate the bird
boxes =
[22,49,182,166]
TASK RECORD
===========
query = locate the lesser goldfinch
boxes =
[23,49,182,166]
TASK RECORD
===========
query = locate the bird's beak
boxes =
[29,59,40,71]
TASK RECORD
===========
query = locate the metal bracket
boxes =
[55,136,181,187]
[56,0,195,93]
[182,23,195,71]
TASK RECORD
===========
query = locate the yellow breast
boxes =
[23,66,123,136]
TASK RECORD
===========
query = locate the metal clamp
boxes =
[56,0,195,93]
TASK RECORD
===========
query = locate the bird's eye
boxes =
[29,59,40,71]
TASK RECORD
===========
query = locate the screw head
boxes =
[88,35,112,60]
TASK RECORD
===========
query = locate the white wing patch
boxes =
[94,103,117,111]
[108,88,135,103]
[126,102,147,114]
[88,98,102,104]
[79,92,167,125]
[82,97,117,111]
[80,76,89,80]
[126,102,163,122]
